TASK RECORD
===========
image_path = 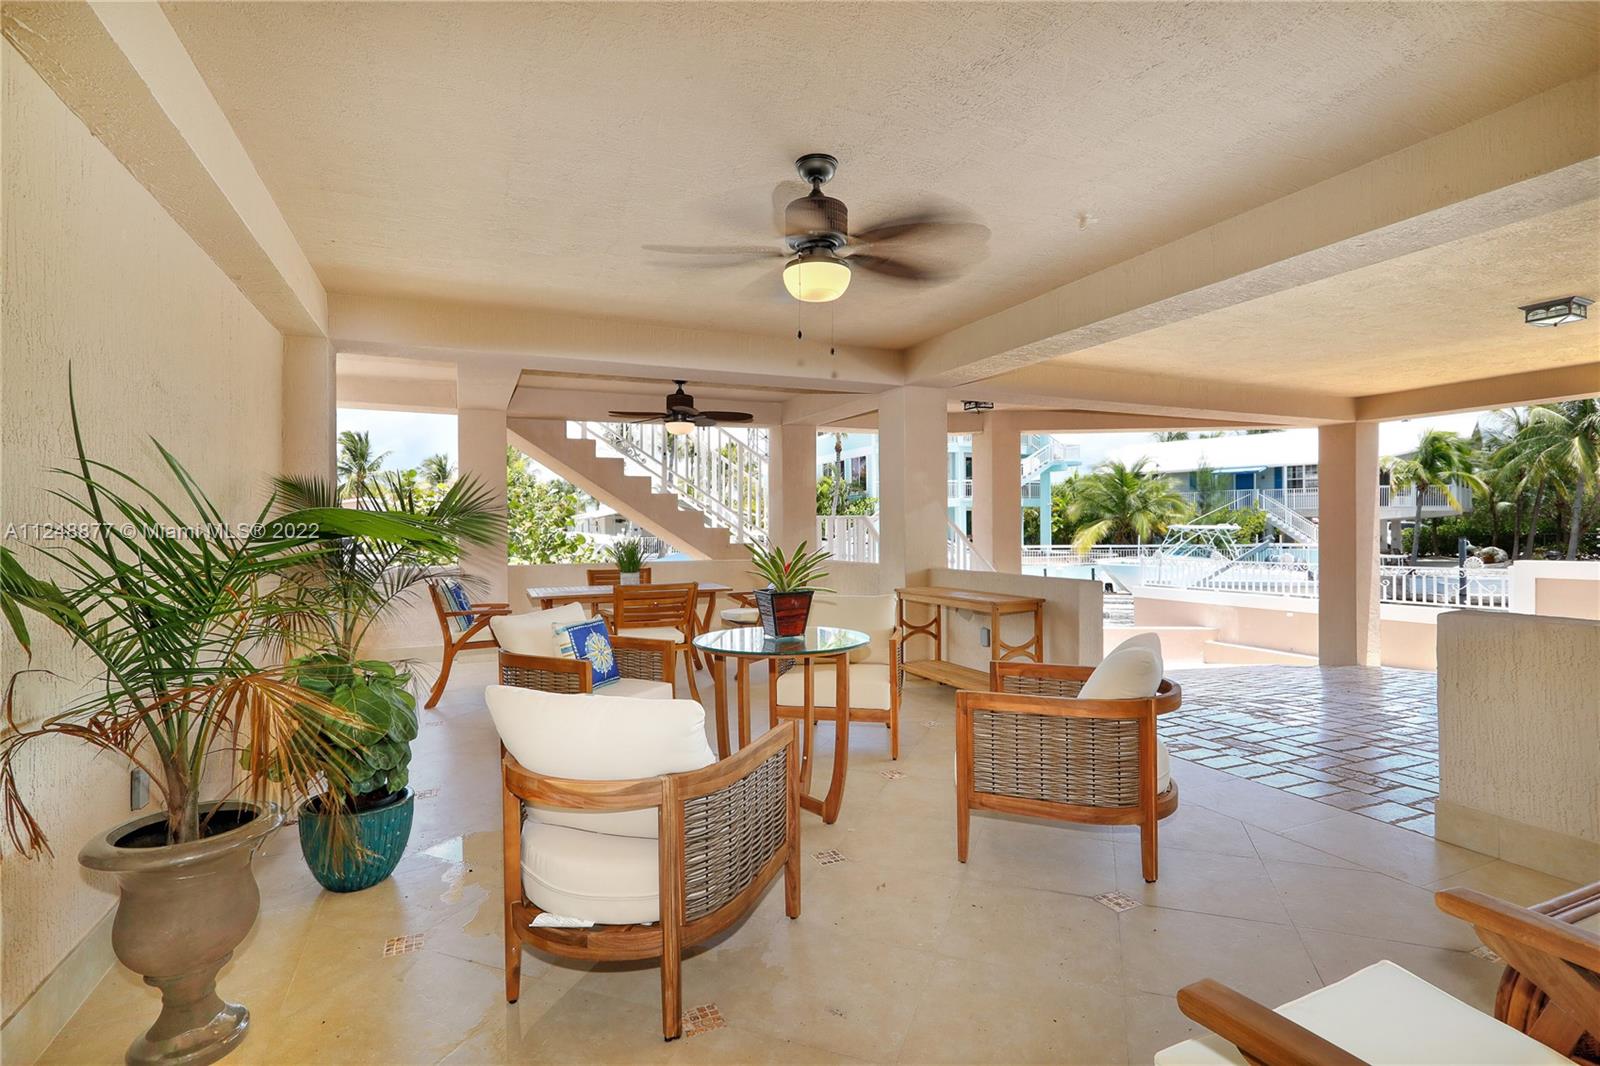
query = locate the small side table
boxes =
[692,626,869,825]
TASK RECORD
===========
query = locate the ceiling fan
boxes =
[608,381,755,436]
[646,153,988,303]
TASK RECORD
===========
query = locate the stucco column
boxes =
[456,363,519,604]
[971,412,1021,572]
[1318,421,1381,666]
[768,422,818,549]
[877,387,948,586]
[280,336,336,483]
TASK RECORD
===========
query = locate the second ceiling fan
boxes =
[608,381,755,435]
[648,153,988,303]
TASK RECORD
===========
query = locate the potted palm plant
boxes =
[609,536,647,583]
[0,385,446,1066]
[747,540,832,639]
[271,473,502,892]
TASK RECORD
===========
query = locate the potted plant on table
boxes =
[271,473,502,892]
[0,386,445,1066]
[609,536,648,583]
[747,540,832,640]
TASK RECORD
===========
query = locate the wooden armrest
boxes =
[958,689,1159,721]
[498,650,588,675]
[470,601,512,610]
[1175,979,1366,1066]
[673,721,797,800]
[1436,888,1600,972]
[503,752,664,809]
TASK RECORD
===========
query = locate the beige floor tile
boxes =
[1296,928,1503,1010]
[1167,761,1344,834]
[1112,843,1290,925]
[1279,809,1493,886]
[939,879,1125,986]
[961,815,1121,897]
[1242,824,1360,870]
[1146,803,1258,859]
[1263,860,1479,950]
[792,850,964,954]
[1117,906,1320,1003]
[1123,991,1210,1066]
[1425,859,1579,907]
[895,956,1129,1065]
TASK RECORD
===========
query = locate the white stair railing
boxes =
[571,421,768,543]
[1254,490,1319,544]
[947,519,994,571]
[816,514,879,562]
[1020,437,1078,484]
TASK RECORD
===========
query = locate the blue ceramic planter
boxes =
[298,788,414,893]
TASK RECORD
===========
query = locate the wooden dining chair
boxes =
[610,582,702,700]
[586,566,653,586]
[1493,879,1600,1057]
[769,593,905,758]
[425,579,511,708]
[956,646,1181,881]
[1160,887,1599,1065]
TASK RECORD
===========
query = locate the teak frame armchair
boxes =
[496,633,674,694]
[610,581,702,699]
[501,722,802,1040]
[425,581,511,708]
[956,660,1181,882]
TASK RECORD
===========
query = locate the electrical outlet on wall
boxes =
[130,768,150,810]
[980,626,991,648]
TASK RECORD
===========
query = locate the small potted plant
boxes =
[610,537,647,584]
[747,540,832,640]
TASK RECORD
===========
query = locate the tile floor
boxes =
[1163,666,1439,833]
[38,661,1575,1065]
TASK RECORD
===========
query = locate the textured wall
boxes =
[1438,611,1600,844]
[1,42,283,1032]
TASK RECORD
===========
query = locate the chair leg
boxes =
[504,906,521,1003]
[660,945,682,1041]
[889,693,900,761]
[957,790,971,863]
[1139,817,1159,883]
[426,645,456,709]
[681,646,701,701]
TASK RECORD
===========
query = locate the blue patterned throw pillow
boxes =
[441,580,475,632]
[554,617,621,689]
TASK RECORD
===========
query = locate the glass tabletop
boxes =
[693,625,869,658]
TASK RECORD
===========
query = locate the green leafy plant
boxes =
[608,537,647,574]
[283,655,418,812]
[1,378,449,853]
[0,546,81,658]
[747,540,832,593]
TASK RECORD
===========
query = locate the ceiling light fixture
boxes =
[664,415,696,436]
[1520,295,1591,327]
[782,248,851,303]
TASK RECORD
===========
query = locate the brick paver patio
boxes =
[1165,666,1438,835]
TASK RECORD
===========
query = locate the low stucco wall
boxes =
[1435,610,1600,882]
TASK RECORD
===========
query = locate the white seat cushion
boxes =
[599,677,673,700]
[485,686,715,838]
[521,820,659,924]
[615,625,685,644]
[1154,960,1570,1066]
[1111,631,1165,680]
[1080,644,1162,700]
[491,603,587,657]
[808,593,897,664]
[774,662,893,710]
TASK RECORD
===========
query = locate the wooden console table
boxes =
[895,586,1045,690]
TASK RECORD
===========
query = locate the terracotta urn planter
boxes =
[79,801,282,1066]
[754,588,814,639]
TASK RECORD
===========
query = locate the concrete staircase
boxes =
[508,418,758,561]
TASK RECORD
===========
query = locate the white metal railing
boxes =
[947,519,993,571]
[1379,563,1511,609]
[573,421,768,543]
[1021,544,1163,565]
[1021,438,1078,484]
[1256,491,1319,544]
[948,477,974,500]
[816,513,879,563]
[1379,483,1468,512]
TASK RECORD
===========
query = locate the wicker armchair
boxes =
[425,580,511,708]
[490,606,674,698]
[497,702,801,1041]
[1160,887,1599,1065]
[956,658,1181,882]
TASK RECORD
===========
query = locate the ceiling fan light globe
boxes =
[783,255,851,303]
[664,418,696,436]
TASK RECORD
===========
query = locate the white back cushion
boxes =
[1079,645,1162,700]
[486,685,715,838]
[491,603,587,658]
[809,593,897,664]
[1111,632,1165,681]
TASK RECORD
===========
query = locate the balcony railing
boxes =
[816,513,879,563]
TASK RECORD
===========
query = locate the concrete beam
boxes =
[337,372,456,414]
[1356,362,1600,422]
[509,388,786,426]
[973,364,1356,425]
[781,390,889,427]
[330,292,904,393]
[906,74,1600,388]
[2,2,326,336]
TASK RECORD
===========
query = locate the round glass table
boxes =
[692,626,869,824]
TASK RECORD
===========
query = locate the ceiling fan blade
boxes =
[697,411,755,422]
[691,415,719,427]
[608,410,669,419]
[848,217,990,249]
[846,255,950,282]
[643,244,781,258]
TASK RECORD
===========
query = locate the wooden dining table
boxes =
[523,582,737,654]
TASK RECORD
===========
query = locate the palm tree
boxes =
[1152,431,1189,442]
[1067,459,1192,552]
[337,430,389,504]
[420,453,453,486]
[1511,401,1600,559]
[1384,430,1484,562]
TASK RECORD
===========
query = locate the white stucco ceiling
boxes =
[164,1,1600,350]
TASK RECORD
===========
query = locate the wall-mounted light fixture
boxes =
[962,400,995,412]
[1519,296,1591,327]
